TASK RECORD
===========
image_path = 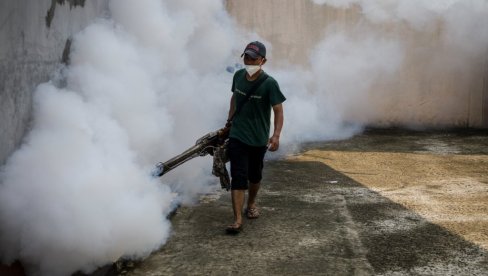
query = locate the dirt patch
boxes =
[292,130,488,250]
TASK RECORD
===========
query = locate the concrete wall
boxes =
[483,55,488,126]
[227,0,360,67]
[1,1,487,166]
[0,0,108,165]
[226,0,488,128]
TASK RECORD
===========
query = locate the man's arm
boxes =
[268,103,284,151]
[227,94,236,124]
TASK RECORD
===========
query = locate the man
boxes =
[225,41,286,234]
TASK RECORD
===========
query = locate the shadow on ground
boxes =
[125,158,488,275]
[301,128,488,155]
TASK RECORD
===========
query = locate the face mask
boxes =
[245,64,261,77]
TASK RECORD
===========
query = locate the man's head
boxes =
[241,41,266,59]
[241,41,267,66]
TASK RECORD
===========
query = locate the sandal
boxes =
[246,207,260,219]
[226,223,242,234]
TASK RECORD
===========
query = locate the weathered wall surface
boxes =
[227,0,360,66]
[1,0,487,167]
[0,0,108,165]
[226,0,488,128]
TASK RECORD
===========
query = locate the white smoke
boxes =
[0,0,244,275]
[308,0,488,127]
[2,0,488,275]
[0,84,173,275]
[308,32,404,125]
[311,0,461,27]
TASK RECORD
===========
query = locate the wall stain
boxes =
[45,0,86,28]
[61,37,72,65]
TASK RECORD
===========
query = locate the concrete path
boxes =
[126,130,488,276]
[125,131,488,275]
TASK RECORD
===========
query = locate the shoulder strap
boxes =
[229,72,269,123]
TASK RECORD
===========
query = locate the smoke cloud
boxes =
[0,0,243,275]
[308,0,488,127]
[1,0,488,275]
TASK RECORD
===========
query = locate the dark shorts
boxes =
[228,138,268,190]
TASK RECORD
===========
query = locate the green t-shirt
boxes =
[229,69,286,146]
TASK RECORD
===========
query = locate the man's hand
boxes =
[225,120,232,128]
[268,135,280,151]
[269,103,283,152]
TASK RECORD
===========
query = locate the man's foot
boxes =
[225,222,242,234]
[245,207,260,219]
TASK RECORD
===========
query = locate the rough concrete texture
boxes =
[0,0,108,166]
[297,129,488,251]
[46,0,87,27]
[124,130,488,275]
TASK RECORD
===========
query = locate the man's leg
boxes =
[247,182,260,210]
[231,189,246,226]
[227,138,248,232]
[246,145,267,218]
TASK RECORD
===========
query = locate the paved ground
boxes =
[123,129,488,275]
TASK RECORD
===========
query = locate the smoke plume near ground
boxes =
[1,0,487,275]
[0,0,242,275]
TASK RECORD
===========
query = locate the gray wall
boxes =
[0,0,108,165]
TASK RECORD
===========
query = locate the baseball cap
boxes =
[241,41,266,59]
